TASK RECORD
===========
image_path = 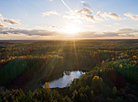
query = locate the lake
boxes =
[42,71,85,88]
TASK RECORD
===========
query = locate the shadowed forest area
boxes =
[1,40,138,101]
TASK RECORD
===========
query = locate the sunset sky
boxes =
[0,0,138,40]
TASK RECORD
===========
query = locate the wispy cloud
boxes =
[2,18,21,25]
[115,23,120,25]
[97,11,121,20]
[81,1,91,9]
[42,10,60,16]
[117,28,137,33]
[0,26,137,39]
[77,8,92,14]
[0,21,5,28]
[35,26,45,29]
[78,28,138,38]
[124,12,138,21]
[61,0,72,11]
[25,25,29,27]
[104,25,112,27]
[63,1,122,22]
[63,1,95,22]
[63,11,95,22]
[65,10,122,22]
[84,15,94,21]
[0,15,20,25]
[0,26,55,36]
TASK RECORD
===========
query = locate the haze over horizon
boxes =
[0,0,138,40]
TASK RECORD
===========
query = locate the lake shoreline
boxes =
[42,70,86,88]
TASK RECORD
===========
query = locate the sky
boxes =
[0,0,138,40]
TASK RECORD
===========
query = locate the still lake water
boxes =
[42,71,85,88]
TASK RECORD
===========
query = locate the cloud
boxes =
[81,1,91,9]
[77,8,92,14]
[42,10,60,16]
[65,10,122,22]
[49,0,53,1]
[1,18,21,25]
[118,28,137,33]
[0,21,5,28]
[116,28,138,37]
[62,0,95,22]
[0,14,20,25]
[93,15,104,21]
[0,26,138,39]
[63,2,94,22]
[64,11,121,22]
[76,31,131,38]
[74,19,82,23]
[124,12,138,21]
[104,25,112,27]
[78,28,138,38]
[115,23,120,25]
[81,1,85,3]
[35,26,44,29]
[97,11,121,20]
[64,11,95,22]
[84,14,94,21]
[0,28,58,36]
[25,25,29,27]
[64,1,121,22]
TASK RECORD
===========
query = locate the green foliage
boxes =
[113,87,117,95]
[1,40,138,101]
[0,89,24,102]
[114,59,138,83]
[0,59,27,85]
[63,96,72,102]
[0,88,65,102]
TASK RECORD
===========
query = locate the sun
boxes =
[63,25,80,34]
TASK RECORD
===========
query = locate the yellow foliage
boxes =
[120,53,124,55]
[8,57,11,61]
[59,56,63,60]
[119,64,123,68]
[133,55,137,58]
[1,59,5,62]
[133,61,137,64]
[100,77,103,81]
[113,62,116,64]
[118,56,120,59]
[45,82,50,89]
[124,54,128,57]
[100,69,102,72]
[113,87,117,94]
[93,76,99,80]
[102,60,105,64]
[112,58,114,60]
[54,55,58,57]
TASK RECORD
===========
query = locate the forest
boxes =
[0,39,138,101]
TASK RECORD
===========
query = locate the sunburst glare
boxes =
[63,24,81,34]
